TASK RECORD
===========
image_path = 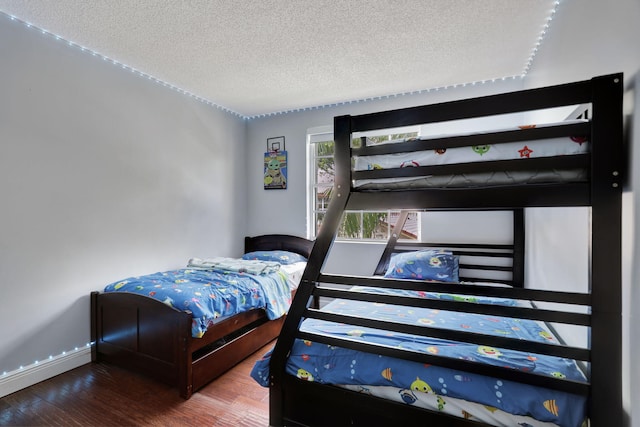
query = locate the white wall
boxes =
[524,207,591,349]
[0,15,247,393]
[522,1,640,426]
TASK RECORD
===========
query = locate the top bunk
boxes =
[333,73,623,211]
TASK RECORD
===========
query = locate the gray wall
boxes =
[0,16,247,378]
[522,1,640,426]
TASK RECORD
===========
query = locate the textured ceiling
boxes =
[0,0,559,118]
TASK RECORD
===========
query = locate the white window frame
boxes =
[306,125,334,239]
[306,125,421,242]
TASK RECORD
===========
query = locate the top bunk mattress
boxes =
[352,120,590,190]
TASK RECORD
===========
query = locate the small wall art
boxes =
[264,136,287,190]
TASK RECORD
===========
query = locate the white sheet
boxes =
[340,384,561,427]
[280,261,307,291]
[353,120,589,189]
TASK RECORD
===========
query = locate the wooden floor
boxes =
[0,342,274,426]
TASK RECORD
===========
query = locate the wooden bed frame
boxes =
[372,209,525,287]
[268,74,623,426]
[90,234,313,399]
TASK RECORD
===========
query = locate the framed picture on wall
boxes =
[264,150,287,189]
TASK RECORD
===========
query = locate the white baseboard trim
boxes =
[0,346,92,398]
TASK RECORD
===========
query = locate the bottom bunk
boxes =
[276,375,487,427]
[91,234,313,398]
[252,211,603,427]
[254,285,586,426]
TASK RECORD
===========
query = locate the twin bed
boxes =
[90,234,312,399]
[254,74,623,426]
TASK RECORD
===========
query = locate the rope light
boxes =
[1,5,556,119]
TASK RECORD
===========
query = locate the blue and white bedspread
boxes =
[187,257,281,275]
[103,266,292,338]
[251,286,587,427]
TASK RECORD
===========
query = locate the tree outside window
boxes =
[309,132,418,241]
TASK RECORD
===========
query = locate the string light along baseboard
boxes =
[0,344,92,399]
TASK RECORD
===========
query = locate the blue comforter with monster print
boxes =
[103,266,292,338]
[251,286,587,427]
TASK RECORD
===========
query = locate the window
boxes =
[307,126,419,241]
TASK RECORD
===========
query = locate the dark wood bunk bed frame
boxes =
[91,234,313,399]
[268,74,623,426]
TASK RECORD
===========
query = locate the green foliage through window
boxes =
[309,131,418,241]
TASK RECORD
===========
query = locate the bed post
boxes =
[512,209,525,288]
[178,310,193,399]
[589,73,623,426]
[90,291,98,361]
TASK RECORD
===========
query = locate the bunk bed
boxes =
[91,234,313,399]
[257,74,623,426]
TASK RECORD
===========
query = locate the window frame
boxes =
[306,126,420,242]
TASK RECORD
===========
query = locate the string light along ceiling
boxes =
[0,1,560,119]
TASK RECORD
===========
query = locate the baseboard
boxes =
[0,346,91,398]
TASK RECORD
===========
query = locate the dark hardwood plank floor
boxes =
[0,341,275,426]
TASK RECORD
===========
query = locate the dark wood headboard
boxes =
[373,209,524,287]
[244,234,314,259]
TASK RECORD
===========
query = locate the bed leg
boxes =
[178,315,193,399]
[179,384,193,400]
[269,380,284,427]
[90,291,98,362]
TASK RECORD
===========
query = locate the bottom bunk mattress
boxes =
[251,286,588,427]
[103,256,306,338]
